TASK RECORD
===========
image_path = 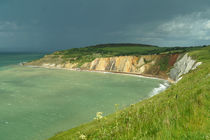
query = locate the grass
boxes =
[49,46,210,140]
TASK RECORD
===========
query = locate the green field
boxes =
[49,46,210,140]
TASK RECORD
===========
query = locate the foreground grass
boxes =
[49,46,210,140]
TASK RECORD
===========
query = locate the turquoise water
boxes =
[0,53,44,67]
[0,54,165,140]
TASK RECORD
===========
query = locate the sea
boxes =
[0,53,168,140]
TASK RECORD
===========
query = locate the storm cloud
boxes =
[0,0,210,52]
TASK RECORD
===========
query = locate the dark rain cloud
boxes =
[0,0,210,52]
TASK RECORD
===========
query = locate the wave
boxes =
[19,62,26,66]
[150,82,170,97]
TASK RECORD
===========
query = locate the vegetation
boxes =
[49,46,210,140]
[53,43,204,66]
[156,56,170,71]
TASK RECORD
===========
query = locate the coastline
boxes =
[23,64,173,83]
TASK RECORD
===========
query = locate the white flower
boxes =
[79,134,86,140]
[94,112,103,120]
[130,104,135,107]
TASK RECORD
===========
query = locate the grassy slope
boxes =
[49,46,210,140]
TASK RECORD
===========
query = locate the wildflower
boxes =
[94,112,103,120]
[130,104,135,107]
[79,134,86,140]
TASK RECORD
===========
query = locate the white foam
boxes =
[19,62,27,66]
[150,82,170,97]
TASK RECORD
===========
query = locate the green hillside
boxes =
[49,46,210,140]
[52,44,202,66]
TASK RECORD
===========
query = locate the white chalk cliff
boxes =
[169,53,202,82]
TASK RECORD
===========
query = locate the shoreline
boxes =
[23,64,173,83]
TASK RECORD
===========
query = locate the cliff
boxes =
[25,54,178,80]
[25,52,202,82]
[169,53,202,81]
[82,55,179,79]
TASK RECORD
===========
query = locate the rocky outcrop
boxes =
[169,53,202,81]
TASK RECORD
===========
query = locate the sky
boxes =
[0,0,210,52]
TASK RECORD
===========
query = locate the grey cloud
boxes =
[118,9,210,46]
[0,0,210,52]
[0,21,18,31]
[159,10,210,39]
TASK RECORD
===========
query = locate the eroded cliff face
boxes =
[23,52,203,86]
[81,55,179,79]
[25,53,202,81]
[169,53,202,81]
[25,54,180,80]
